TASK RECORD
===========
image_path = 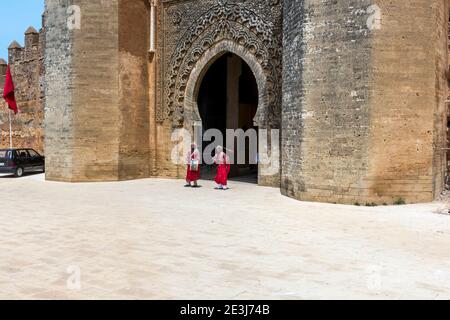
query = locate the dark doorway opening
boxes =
[197,52,259,184]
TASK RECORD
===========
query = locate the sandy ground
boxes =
[0,173,450,300]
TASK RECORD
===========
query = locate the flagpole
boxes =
[8,109,12,149]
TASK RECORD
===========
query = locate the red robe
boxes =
[214,152,230,186]
[186,150,200,182]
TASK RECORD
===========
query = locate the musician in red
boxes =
[213,146,230,190]
[185,143,201,187]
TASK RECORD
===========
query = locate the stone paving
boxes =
[0,173,450,300]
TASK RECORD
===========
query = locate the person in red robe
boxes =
[213,146,230,190]
[185,143,201,187]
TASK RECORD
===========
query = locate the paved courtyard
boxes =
[0,173,450,300]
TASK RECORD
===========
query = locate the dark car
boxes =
[0,149,45,177]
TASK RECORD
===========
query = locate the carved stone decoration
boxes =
[172,11,182,26]
[160,1,282,128]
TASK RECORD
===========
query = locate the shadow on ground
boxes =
[0,172,43,179]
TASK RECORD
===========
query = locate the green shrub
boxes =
[365,202,378,207]
[394,198,406,205]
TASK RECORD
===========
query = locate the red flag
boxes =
[2,65,18,114]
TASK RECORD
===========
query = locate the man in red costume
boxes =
[213,146,230,190]
[185,143,201,188]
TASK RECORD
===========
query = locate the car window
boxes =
[19,150,29,158]
[28,150,38,157]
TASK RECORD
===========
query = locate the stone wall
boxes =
[366,0,448,204]
[0,24,44,154]
[118,0,150,180]
[282,0,373,204]
[44,0,75,179]
[436,0,449,195]
[0,60,5,94]
[445,0,450,190]
[45,0,151,182]
[282,0,449,204]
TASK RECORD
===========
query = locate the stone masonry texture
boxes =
[282,0,449,204]
[12,0,447,204]
[282,0,373,204]
[0,23,44,153]
[44,0,75,180]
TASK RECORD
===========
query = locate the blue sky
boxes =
[0,0,45,61]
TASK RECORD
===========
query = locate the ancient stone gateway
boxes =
[43,0,449,205]
[183,41,275,130]
[182,40,281,185]
[161,1,283,185]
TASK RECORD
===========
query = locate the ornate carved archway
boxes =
[183,40,268,128]
[160,1,282,128]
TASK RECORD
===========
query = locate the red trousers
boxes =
[186,165,200,182]
[215,164,230,185]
